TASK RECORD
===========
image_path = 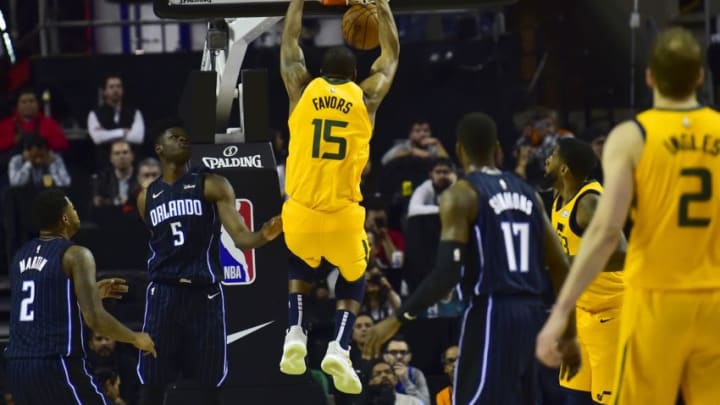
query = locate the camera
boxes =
[374,216,387,228]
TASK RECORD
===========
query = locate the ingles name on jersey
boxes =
[220,199,256,285]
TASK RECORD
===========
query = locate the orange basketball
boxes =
[342,4,379,51]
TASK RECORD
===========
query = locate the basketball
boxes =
[342,4,379,51]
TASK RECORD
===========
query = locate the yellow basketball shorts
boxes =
[613,288,720,405]
[281,198,369,282]
[560,306,621,404]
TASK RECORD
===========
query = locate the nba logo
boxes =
[220,199,256,285]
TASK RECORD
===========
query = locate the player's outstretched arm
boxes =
[536,194,580,378]
[359,0,400,116]
[64,246,156,357]
[574,193,627,271]
[204,173,283,249]
[363,181,477,359]
[281,0,312,110]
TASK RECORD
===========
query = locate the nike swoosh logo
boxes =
[227,321,274,344]
[184,185,196,190]
[208,292,221,300]
[152,191,164,199]
[599,318,614,323]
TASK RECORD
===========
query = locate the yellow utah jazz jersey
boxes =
[285,77,373,212]
[627,107,720,289]
[552,181,624,311]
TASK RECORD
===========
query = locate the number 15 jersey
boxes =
[286,77,373,212]
[629,107,720,290]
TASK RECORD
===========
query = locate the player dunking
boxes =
[537,28,720,405]
[545,138,626,405]
[6,189,156,405]
[364,113,579,405]
[278,0,399,394]
[136,127,282,405]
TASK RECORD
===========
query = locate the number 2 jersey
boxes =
[6,237,81,358]
[285,77,373,212]
[628,107,720,289]
[461,169,550,299]
[144,170,222,285]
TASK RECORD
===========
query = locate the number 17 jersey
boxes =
[462,169,549,299]
[628,107,720,290]
[286,77,373,212]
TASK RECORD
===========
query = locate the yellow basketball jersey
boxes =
[626,107,720,289]
[285,77,373,212]
[552,181,624,311]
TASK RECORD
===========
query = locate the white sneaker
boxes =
[280,325,307,375]
[321,341,362,394]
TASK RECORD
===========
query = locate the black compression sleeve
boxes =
[395,241,465,323]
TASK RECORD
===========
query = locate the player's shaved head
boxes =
[649,27,703,100]
[456,112,498,162]
[556,137,597,180]
[321,46,357,80]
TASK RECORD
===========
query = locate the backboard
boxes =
[154,0,517,19]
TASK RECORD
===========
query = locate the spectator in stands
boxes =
[135,157,161,190]
[361,234,402,322]
[352,314,376,361]
[513,106,572,187]
[8,135,71,188]
[381,119,448,166]
[406,158,456,218]
[380,120,450,210]
[86,331,139,405]
[365,199,405,274]
[434,345,458,405]
[0,88,69,154]
[361,267,402,323]
[363,359,423,405]
[92,140,138,207]
[349,314,377,383]
[94,368,127,405]
[87,74,145,146]
[383,336,430,405]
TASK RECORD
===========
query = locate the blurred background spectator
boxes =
[382,335,430,405]
[406,158,456,219]
[87,74,146,166]
[8,135,70,188]
[91,140,138,208]
[434,345,458,405]
[363,359,423,405]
